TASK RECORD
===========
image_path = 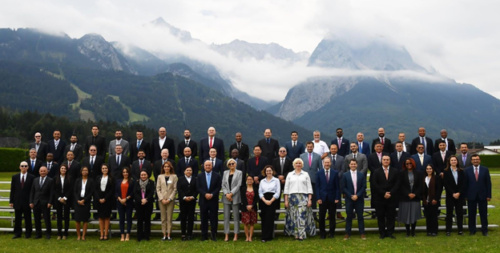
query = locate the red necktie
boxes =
[209,137,213,148]
[475,167,479,181]
[381,138,384,145]
[139,160,143,170]
[256,157,259,166]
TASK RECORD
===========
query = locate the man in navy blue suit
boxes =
[342,159,366,240]
[356,132,370,156]
[176,147,199,177]
[206,148,223,175]
[371,128,392,154]
[410,127,433,155]
[196,160,222,241]
[199,127,225,162]
[285,131,305,160]
[390,141,411,171]
[464,154,492,236]
[331,128,350,157]
[47,130,66,165]
[411,143,432,173]
[315,156,340,239]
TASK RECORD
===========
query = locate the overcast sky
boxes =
[1,0,499,101]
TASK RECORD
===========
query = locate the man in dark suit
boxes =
[328,144,345,177]
[434,129,456,155]
[393,132,411,153]
[284,131,305,160]
[26,148,43,177]
[130,130,151,162]
[411,127,433,155]
[207,148,224,175]
[177,167,198,240]
[272,147,293,184]
[411,143,433,173]
[432,140,453,176]
[64,135,83,162]
[10,161,35,239]
[177,147,199,177]
[177,129,198,159]
[84,125,106,158]
[331,128,350,157]
[457,143,473,169]
[257,128,280,163]
[29,132,48,162]
[29,166,54,239]
[356,132,370,156]
[301,141,323,217]
[371,155,400,239]
[108,144,131,180]
[342,159,367,240]
[151,127,176,162]
[81,145,105,180]
[42,153,59,178]
[152,149,175,220]
[47,130,66,165]
[464,155,492,236]
[315,156,340,239]
[368,143,389,177]
[371,128,392,154]
[196,160,222,241]
[131,149,152,180]
[229,132,250,164]
[390,141,411,171]
[62,151,82,184]
[247,145,268,184]
[200,126,225,162]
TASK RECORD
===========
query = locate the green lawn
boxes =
[0,172,499,252]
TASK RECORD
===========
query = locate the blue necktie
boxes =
[137,140,141,149]
[206,173,211,190]
[267,139,270,144]
[31,160,35,171]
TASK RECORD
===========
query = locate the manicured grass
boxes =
[0,172,499,252]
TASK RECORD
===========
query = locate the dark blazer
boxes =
[284,140,305,161]
[177,139,198,159]
[464,165,492,201]
[422,175,442,203]
[10,173,35,209]
[315,169,340,202]
[432,151,453,175]
[130,139,151,162]
[442,168,465,199]
[272,157,293,178]
[326,153,345,177]
[331,137,350,157]
[205,158,223,175]
[30,176,54,206]
[150,137,176,162]
[393,142,412,154]
[371,167,400,205]
[47,139,67,164]
[29,142,48,162]
[177,176,198,201]
[199,137,225,162]
[115,179,134,204]
[62,160,81,184]
[42,162,59,178]
[247,156,268,178]
[371,137,392,154]
[131,159,152,180]
[240,184,259,212]
[411,154,433,173]
[108,155,131,180]
[93,175,114,206]
[229,142,250,163]
[85,135,106,158]
[456,153,472,169]
[434,138,456,155]
[411,136,433,155]
[367,152,389,174]
[398,170,422,202]
[196,171,222,206]
[133,180,155,208]
[73,178,94,203]
[81,155,105,180]
[54,175,73,204]
[257,138,280,163]
[26,159,43,178]
[357,141,371,156]
[64,143,83,162]
[390,151,411,171]
[342,171,366,199]
[153,159,175,181]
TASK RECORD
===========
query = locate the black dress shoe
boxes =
[34,235,42,239]
[12,235,21,239]
[320,234,326,239]
[25,235,31,239]
[211,236,217,242]
[458,231,463,235]
[379,235,385,239]
[328,234,334,238]
[187,236,192,241]
[446,232,451,236]
[46,235,51,240]
[469,232,476,236]
[181,237,186,241]
[482,232,488,236]
[201,237,207,241]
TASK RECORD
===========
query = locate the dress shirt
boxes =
[100,176,108,192]
[402,142,407,152]
[20,173,27,184]
[185,176,192,184]
[58,176,67,201]
[159,137,166,149]
[284,170,313,195]
[259,177,280,199]
[54,139,60,149]
[418,153,424,164]
[80,179,87,198]
[451,168,458,185]
[351,170,357,193]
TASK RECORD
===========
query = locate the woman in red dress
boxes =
[240,175,259,242]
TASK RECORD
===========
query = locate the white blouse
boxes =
[258,177,280,199]
[100,176,108,192]
[284,170,313,195]
[80,179,87,198]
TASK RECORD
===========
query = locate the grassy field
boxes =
[0,172,498,252]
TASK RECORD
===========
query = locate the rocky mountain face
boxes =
[211,39,309,62]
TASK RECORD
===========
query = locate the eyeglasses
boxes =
[279,150,286,152]
[20,165,28,167]
[228,163,235,166]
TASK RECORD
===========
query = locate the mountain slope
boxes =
[211,39,309,62]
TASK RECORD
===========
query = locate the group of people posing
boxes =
[9,125,492,242]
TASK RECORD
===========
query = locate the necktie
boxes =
[475,167,479,181]
[55,141,58,150]
[90,157,94,170]
[71,144,75,151]
[352,172,357,193]
[463,155,467,166]
[266,138,270,144]
[326,170,329,183]
[211,158,215,167]
[139,160,143,170]
[381,138,384,145]
[48,163,51,172]
[384,168,389,180]
[281,158,284,171]
[442,152,445,162]
[36,143,39,152]
[293,141,296,148]
[238,142,241,150]
[206,173,211,189]
[359,142,362,153]
[308,153,312,167]
[185,140,189,146]
[419,155,424,165]
[332,155,336,166]
[117,155,120,165]
[209,137,213,148]
[421,137,426,154]
[398,152,401,162]
[40,177,45,188]
[31,160,35,171]
[353,154,356,160]
[338,138,342,149]
[137,140,141,149]
[186,158,190,165]
[21,175,25,189]
[256,157,259,166]
[68,161,72,169]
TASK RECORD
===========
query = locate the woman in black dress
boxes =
[134,170,155,241]
[54,164,72,240]
[94,164,114,240]
[422,164,441,236]
[443,156,465,236]
[74,167,94,241]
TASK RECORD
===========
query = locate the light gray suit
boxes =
[108,139,130,158]
[343,152,368,175]
[300,152,322,184]
[457,153,472,169]
[222,170,242,234]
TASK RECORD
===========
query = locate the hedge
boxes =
[0,148,27,172]
[478,155,500,168]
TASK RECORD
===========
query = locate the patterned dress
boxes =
[284,193,316,238]
[241,190,257,225]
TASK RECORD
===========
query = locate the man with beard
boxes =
[372,128,392,154]
[284,131,305,160]
[411,127,433,155]
[109,130,129,158]
[130,130,151,162]
[177,129,198,159]
[331,128,350,157]
[84,125,106,158]
[64,135,83,162]
[457,143,472,169]
[434,129,456,155]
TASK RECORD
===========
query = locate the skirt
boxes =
[397,201,422,224]
[284,193,316,238]
[74,198,91,222]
